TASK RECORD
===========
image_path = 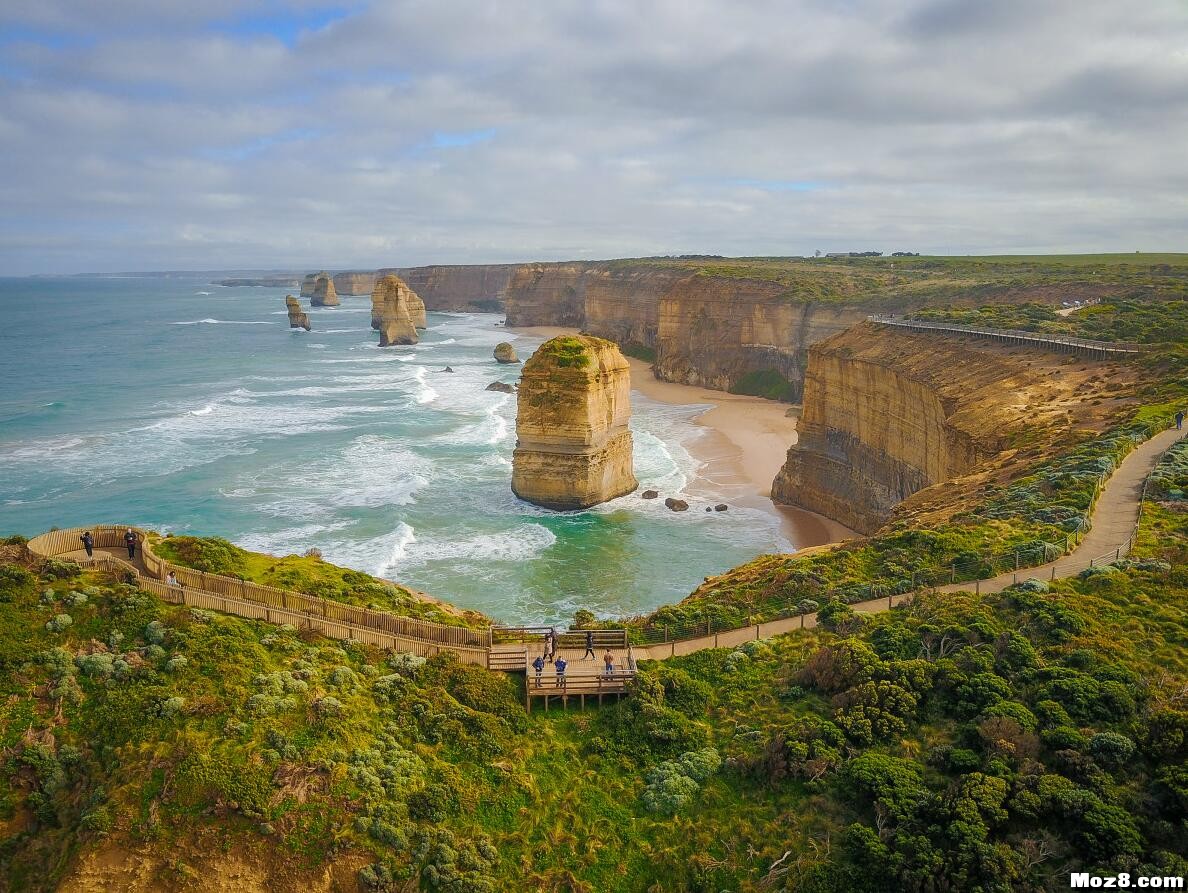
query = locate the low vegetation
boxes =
[2,474,1185,889]
[151,535,486,628]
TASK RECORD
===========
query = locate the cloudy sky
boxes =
[1,0,1186,273]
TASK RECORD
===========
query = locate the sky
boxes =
[1,0,1186,274]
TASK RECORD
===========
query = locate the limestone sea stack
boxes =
[511,335,637,510]
[407,289,428,329]
[284,295,311,331]
[493,342,520,364]
[311,274,339,307]
[370,274,425,332]
[371,274,419,346]
[299,273,319,297]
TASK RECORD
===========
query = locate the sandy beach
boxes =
[506,326,855,549]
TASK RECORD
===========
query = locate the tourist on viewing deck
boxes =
[583,630,595,659]
[543,630,554,659]
[1177,410,1184,430]
[554,656,567,688]
[124,528,137,560]
[166,571,179,588]
[532,654,545,687]
[80,530,94,558]
[603,651,614,676]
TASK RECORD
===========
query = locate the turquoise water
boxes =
[0,276,790,624]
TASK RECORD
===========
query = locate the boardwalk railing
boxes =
[868,315,1145,358]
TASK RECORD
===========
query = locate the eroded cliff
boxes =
[512,335,637,510]
[772,323,1136,533]
[390,264,520,312]
[284,295,310,331]
[332,271,377,295]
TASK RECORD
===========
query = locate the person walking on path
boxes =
[532,654,546,687]
[124,528,137,560]
[554,655,567,689]
[80,530,94,558]
[583,630,595,660]
[603,651,615,676]
[1177,410,1184,431]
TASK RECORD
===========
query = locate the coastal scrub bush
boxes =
[45,613,72,633]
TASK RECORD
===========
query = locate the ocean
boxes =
[0,276,792,624]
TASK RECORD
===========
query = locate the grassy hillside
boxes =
[150,535,486,628]
[2,454,1186,890]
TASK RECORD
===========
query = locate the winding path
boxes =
[26,427,1182,670]
[630,425,1183,661]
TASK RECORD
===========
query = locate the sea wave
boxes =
[393,523,556,572]
[171,318,273,326]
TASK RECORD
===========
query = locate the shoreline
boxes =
[505,325,856,549]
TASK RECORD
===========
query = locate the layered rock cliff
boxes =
[389,264,520,312]
[502,264,881,400]
[371,274,419,346]
[311,274,339,307]
[512,336,638,510]
[284,295,311,331]
[299,272,320,297]
[332,271,377,296]
[771,323,1126,533]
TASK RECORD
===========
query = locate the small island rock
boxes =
[494,342,520,364]
[310,273,339,307]
[486,381,516,393]
[664,497,689,512]
[641,490,659,499]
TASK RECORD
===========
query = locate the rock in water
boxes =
[664,497,689,512]
[284,295,311,331]
[299,273,319,297]
[494,342,520,364]
[512,335,638,510]
[370,274,419,346]
[311,273,339,307]
[714,503,728,512]
[486,381,516,393]
[408,289,428,329]
[641,489,659,499]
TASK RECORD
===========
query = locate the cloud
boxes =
[0,0,1186,272]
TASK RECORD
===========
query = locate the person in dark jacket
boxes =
[583,630,595,660]
[124,528,137,560]
[532,654,546,687]
[80,530,94,558]
[554,656,567,688]
[1177,410,1184,430]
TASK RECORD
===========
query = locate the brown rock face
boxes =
[332,271,377,296]
[284,295,311,331]
[772,323,1130,533]
[512,336,638,510]
[493,342,519,364]
[370,274,426,331]
[299,273,319,297]
[371,274,419,346]
[311,274,339,307]
[390,264,520,312]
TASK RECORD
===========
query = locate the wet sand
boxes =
[505,325,855,548]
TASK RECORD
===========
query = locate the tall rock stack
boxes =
[511,335,637,510]
[371,274,420,346]
[407,288,428,329]
[284,295,311,331]
[299,273,319,297]
[311,273,339,307]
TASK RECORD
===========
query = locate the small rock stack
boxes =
[310,273,339,307]
[371,274,420,346]
[494,342,520,364]
[284,295,311,331]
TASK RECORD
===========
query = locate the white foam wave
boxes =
[172,318,273,326]
[196,290,212,295]
[394,523,556,572]
[412,367,437,404]
[190,404,215,416]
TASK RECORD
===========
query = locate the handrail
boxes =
[28,525,493,650]
[868,315,1145,356]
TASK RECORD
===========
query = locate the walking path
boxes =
[631,426,1183,660]
[25,427,1182,671]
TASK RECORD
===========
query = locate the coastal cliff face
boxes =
[371,275,419,346]
[332,271,377,296]
[771,323,1125,533]
[299,273,319,297]
[502,264,878,399]
[311,274,339,307]
[284,295,311,331]
[512,335,638,510]
[391,264,520,312]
